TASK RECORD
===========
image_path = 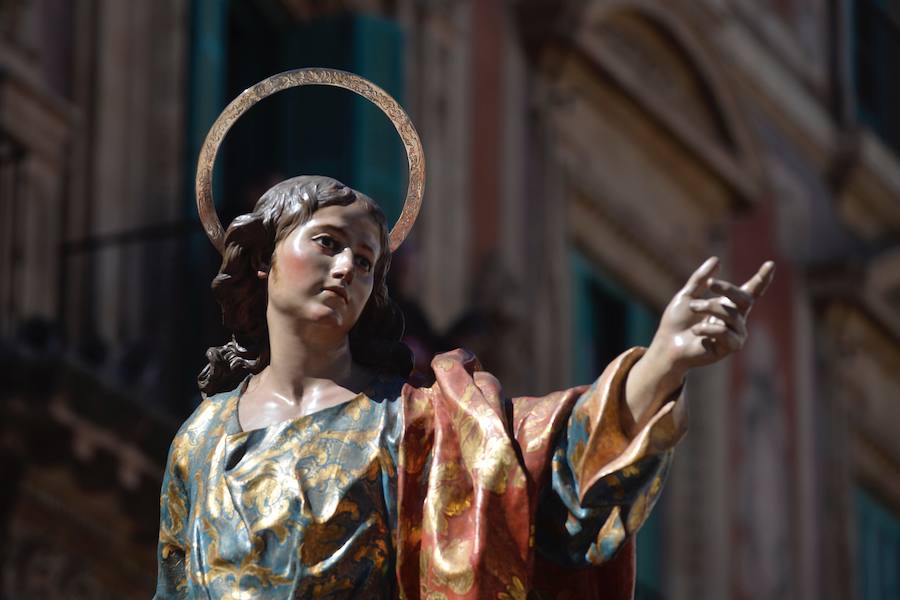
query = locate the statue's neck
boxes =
[263,310,356,403]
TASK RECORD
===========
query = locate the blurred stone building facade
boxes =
[1,0,899,598]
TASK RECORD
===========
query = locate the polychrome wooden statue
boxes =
[154,69,773,599]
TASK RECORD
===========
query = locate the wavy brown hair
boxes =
[198,175,411,395]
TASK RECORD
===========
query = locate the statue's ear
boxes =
[250,249,271,279]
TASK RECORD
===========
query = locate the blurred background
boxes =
[1,0,899,598]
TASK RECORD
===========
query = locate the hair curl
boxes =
[198,175,411,395]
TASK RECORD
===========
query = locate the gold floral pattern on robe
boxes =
[155,348,686,599]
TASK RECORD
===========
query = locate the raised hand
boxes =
[622,257,774,433]
[652,256,775,374]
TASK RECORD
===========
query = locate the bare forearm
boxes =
[622,345,686,437]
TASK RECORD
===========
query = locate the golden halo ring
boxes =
[196,68,425,255]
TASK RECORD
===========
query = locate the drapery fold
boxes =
[401,347,685,600]
[155,348,686,599]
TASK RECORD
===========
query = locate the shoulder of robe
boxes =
[184,388,236,430]
[430,348,503,392]
[168,385,240,464]
[400,348,505,412]
[429,348,482,376]
[398,348,498,393]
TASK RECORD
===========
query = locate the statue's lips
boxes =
[322,286,349,303]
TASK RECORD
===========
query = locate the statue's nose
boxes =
[331,248,355,283]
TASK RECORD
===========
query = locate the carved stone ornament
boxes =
[195,67,426,254]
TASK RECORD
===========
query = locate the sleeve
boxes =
[154,435,190,599]
[534,347,687,567]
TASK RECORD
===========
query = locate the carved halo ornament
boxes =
[196,68,426,255]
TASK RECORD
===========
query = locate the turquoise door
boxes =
[856,487,900,600]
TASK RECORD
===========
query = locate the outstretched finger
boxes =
[683,256,720,297]
[742,261,776,300]
[707,279,754,312]
[691,321,730,337]
[689,299,747,337]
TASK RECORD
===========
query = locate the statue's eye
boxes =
[314,235,337,250]
[355,256,372,272]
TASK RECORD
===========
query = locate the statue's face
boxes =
[267,199,382,334]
